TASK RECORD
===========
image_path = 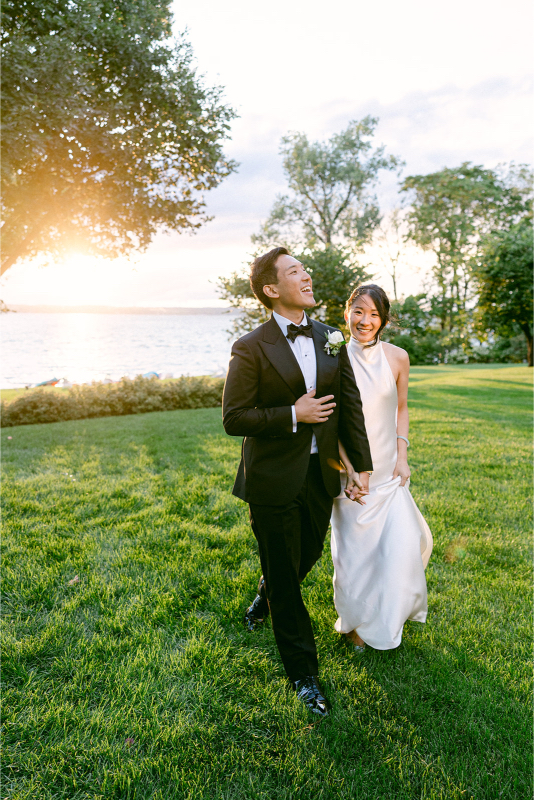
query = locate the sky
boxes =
[2,0,532,307]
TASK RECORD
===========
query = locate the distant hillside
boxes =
[6,305,233,315]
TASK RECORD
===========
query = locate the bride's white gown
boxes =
[331,338,433,649]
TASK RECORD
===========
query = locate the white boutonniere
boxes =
[324,329,345,356]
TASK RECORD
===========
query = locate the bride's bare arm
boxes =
[338,439,353,474]
[392,348,411,486]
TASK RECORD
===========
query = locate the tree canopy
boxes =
[1,0,237,275]
[218,117,397,334]
[252,117,401,252]
[475,219,533,365]
[400,163,532,340]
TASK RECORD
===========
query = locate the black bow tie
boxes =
[286,322,313,343]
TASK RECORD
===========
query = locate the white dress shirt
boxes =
[272,310,318,453]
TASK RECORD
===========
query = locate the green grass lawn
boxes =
[2,365,532,800]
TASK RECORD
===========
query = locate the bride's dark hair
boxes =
[346,284,390,347]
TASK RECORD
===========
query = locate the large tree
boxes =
[252,116,401,252]
[218,117,397,333]
[1,0,237,275]
[400,163,532,341]
[475,219,533,366]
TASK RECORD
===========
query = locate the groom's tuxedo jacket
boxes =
[223,316,373,506]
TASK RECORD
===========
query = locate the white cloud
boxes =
[183,72,533,256]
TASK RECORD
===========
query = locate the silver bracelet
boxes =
[397,435,410,447]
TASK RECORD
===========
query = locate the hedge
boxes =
[1,375,225,428]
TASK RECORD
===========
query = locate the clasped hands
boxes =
[344,470,369,504]
[295,390,370,505]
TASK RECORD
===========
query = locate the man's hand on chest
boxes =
[295,389,336,424]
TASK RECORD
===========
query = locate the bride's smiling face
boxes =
[346,294,382,343]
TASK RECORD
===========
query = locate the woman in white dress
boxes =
[331,284,433,651]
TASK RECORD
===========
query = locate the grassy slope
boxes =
[2,365,531,800]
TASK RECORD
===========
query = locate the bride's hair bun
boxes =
[346,284,390,347]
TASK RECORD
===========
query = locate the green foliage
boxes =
[1,0,237,274]
[474,219,533,365]
[0,375,224,428]
[481,334,529,364]
[400,162,533,347]
[384,295,479,365]
[382,291,530,366]
[252,117,401,251]
[385,332,429,364]
[389,294,431,337]
[382,295,442,365]
[2,366,532,798]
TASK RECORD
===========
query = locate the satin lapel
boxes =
[259,316,307,399]
[313,321,340,396]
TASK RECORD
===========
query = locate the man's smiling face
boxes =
[263,255,315,313]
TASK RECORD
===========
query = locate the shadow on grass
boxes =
[325,634,530,799]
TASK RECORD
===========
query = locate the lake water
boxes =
[1,313,237,388]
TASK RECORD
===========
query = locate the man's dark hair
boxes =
[249,247,289,309]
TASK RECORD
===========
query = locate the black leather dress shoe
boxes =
[243,577,269,632]
[292,676,331,717]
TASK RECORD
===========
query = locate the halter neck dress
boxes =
[331,338,433,649]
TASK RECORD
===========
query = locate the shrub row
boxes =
[1,375,225,428]
[384,330,528,365]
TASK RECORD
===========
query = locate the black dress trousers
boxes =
[248,454,333,681]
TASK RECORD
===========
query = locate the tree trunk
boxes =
[439,288,447,331]
[521,324,533,366]
[0,248,25,276]
[0,222,42,276]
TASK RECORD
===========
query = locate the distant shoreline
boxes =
[4,304,234,315]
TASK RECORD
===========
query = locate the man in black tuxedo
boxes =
[222,247,373,716]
